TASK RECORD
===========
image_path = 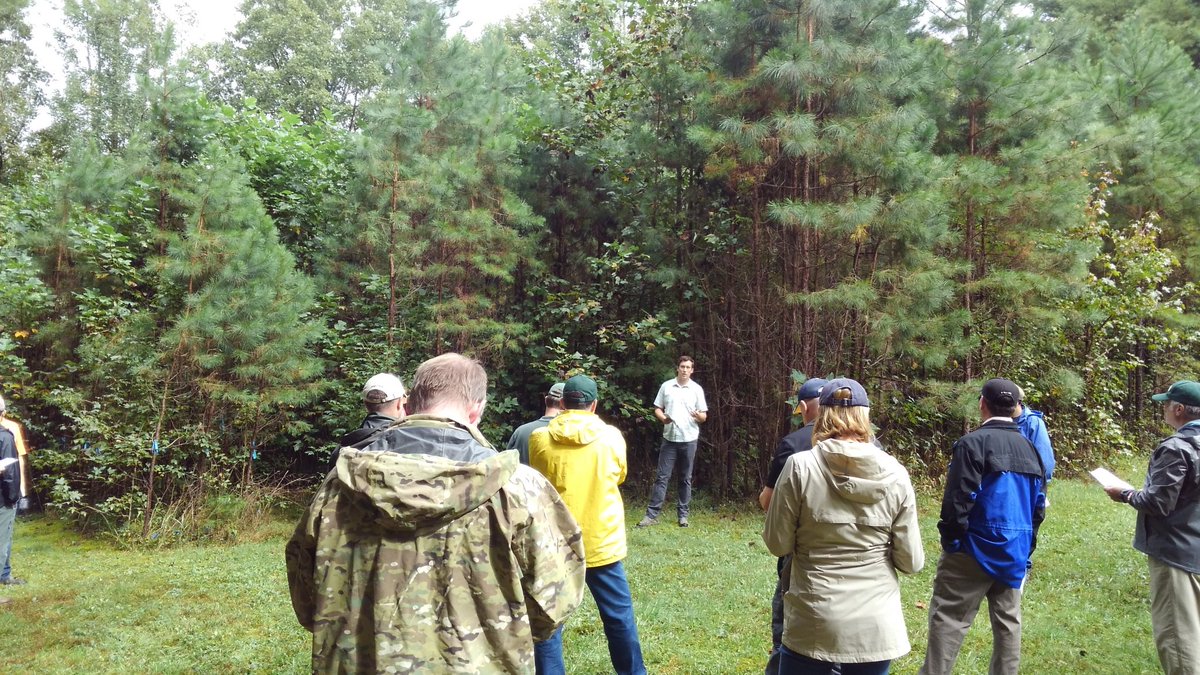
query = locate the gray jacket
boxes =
[1132,423,1200,573]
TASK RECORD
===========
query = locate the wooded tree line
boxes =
[1,0,1198,532]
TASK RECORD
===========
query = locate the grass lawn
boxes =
[0,467,1163,674]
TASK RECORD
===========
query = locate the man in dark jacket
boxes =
[758,377,826,675]
[337,372,406,448]
[1106,379,1200,674]
[0,395,23,587]
[920,378,1046,675]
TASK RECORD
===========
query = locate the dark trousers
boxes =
[645,439,697,519]
[779,645,888,675]
[766,555,790,674]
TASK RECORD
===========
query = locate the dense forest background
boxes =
[1,0,1198,536]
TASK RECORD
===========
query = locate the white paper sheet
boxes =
[1089,467,1134,492]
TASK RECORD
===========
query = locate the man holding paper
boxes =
[1105,380,1200,675]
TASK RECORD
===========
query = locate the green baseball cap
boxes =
[563,374,598,404]
[1151,381,1200,407]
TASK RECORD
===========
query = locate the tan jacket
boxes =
[763,438,924,663]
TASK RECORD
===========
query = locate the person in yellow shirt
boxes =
[529,374,645,675]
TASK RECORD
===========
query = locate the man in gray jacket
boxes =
[1106,379,1200,674]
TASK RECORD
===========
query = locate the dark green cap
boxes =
[1152,381,1200,407]
[563,374,598,404]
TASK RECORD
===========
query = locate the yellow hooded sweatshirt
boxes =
[529,409,628,568]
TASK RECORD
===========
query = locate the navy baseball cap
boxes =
[819,378,869,408]
[796,378,828,401]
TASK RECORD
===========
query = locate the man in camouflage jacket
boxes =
[287,353,586,674]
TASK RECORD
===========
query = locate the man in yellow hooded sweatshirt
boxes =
[529,374,646,675]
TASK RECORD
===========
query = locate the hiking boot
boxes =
[678,517,689,528]
[1,577,25,586]
[636,516,658,528]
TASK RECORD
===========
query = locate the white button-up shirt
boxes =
[654,378,707,442]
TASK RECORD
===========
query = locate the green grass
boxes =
[0,466,1162,674]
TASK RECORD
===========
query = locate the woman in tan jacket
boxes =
[763,378,924,675]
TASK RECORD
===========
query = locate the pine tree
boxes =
[348,6,537,359]
[684,0,951,489]
[1079,20,1200,274]
[923,0,1093,433]
[158,145,325,487]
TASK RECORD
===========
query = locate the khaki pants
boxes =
[1150,557,1200,675]
[919,551,1023,675]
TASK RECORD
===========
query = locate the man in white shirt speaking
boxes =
[638,355,708,529]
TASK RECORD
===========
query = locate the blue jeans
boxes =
[645,439,697,519]
[779,645,887,675]
[534,561,645,675]
[0,505,14,581]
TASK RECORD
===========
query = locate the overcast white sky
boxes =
[25,0,542,77]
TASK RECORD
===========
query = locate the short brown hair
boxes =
[813,405,874,444]
[405,353,487,414]
[678,355,694,366]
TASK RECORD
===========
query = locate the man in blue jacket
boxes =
[1015,386,1055,482]
[919,378,1046,675]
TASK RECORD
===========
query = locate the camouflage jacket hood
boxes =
[336,445,512,533]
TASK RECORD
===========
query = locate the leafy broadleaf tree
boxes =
[51,0,172,151]
[1053,171,1200,466]
[211,0,424,128]
[0,0,47,182]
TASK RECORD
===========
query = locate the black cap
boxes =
[981,378,1021,408]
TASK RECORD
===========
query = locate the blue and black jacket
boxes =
[937,419,1047,589]
[0,427,18,507]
